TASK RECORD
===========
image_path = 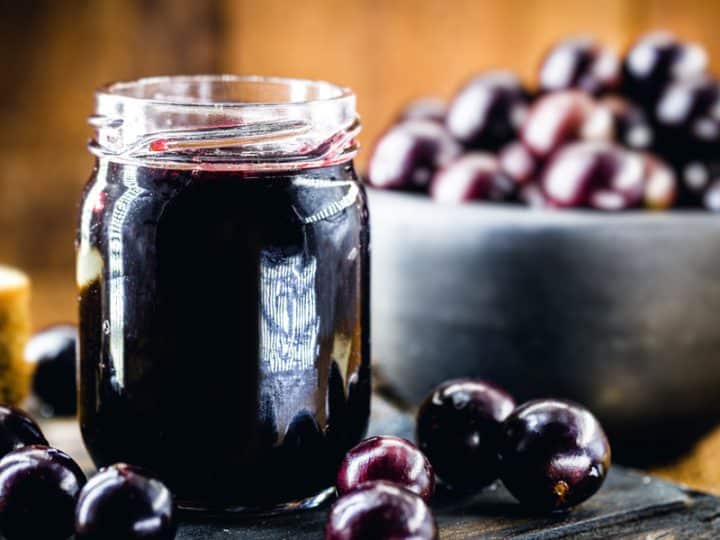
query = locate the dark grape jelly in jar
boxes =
[77,76,370,513]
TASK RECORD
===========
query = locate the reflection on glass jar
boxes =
[77,76,370,513]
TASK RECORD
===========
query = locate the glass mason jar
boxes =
[77,76,370,513]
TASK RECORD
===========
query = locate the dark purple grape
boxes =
[623,31,707,106]
[542,141,645,209]
[643,156,677,210]
[704,179,720,211]
[539,36,620,95]
[430,153,514,204]
[337,436,434,501]
[499,399,611,512]
[683,161,712,194]
[582,96,654,150]
[682,160,720,201]
[521,90,595,158]
[587,189,628,211]
[416,379,515,491]
[0,406,48,459]
[0,446,86,540]
[541,141,611,207]
[25,324,77,416]
[656,77,720,162]
[397,97,446,124]
[368,120,461,191]
[499,141,539,185]
[692,115,720,146]
[446,71,528,150]
[325,481,438,540]
[75,464,176,540]
[518,183,552,209]
[656,77,719,130]
[607,151,676,211]
[594,146,646,208]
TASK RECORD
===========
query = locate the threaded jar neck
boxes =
[89,75,360,171]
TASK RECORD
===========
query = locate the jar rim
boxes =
[95,75,355,109]
[90,75,360,171]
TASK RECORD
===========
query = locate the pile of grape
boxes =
[325,380,611,539]
[367,31,720,211]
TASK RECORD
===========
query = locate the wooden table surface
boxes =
[174,470,720,539]
[35,396,720,539]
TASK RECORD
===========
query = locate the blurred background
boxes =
[1,0,719,326]
[2,0,720,491]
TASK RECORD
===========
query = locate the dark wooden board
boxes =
[38,397,720,539]
[177,468,720,539]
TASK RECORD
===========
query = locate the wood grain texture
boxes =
[0,0,224,274]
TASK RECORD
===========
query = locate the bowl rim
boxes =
[366,186,720,225]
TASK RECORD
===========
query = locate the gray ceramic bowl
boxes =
[368,188,720,463]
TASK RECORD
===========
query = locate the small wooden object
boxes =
[0,265,32,405]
